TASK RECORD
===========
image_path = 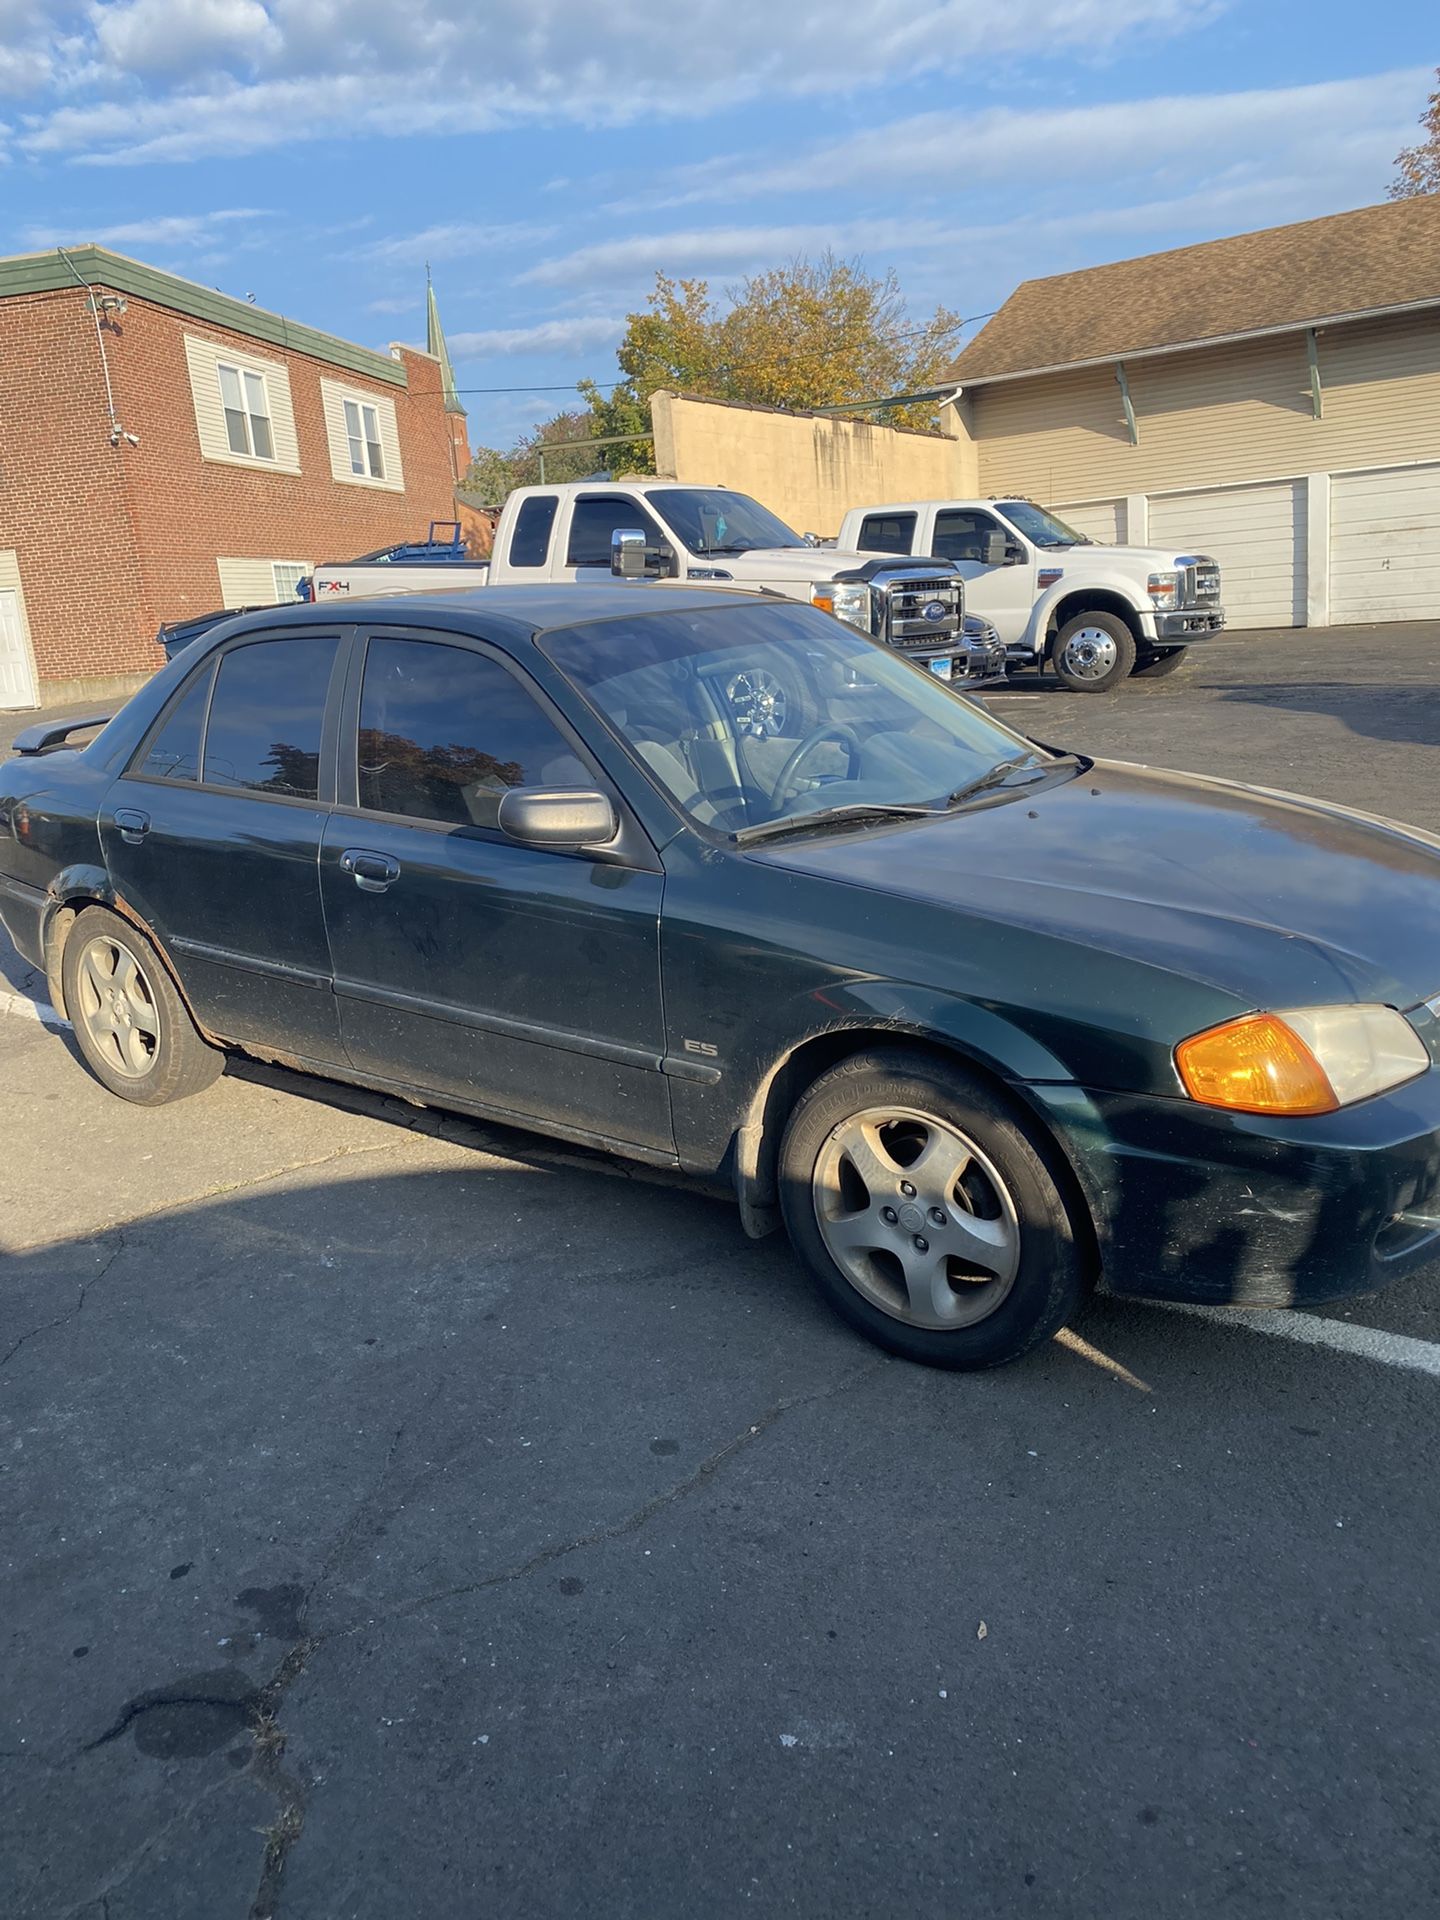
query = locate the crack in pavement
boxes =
[336,1356,890,1638]
[0,1230,126,1372]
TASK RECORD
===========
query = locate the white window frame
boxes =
[320,377,404,492]
[218,362,276,462]
[343,398,385,480]
[271,560,312,602]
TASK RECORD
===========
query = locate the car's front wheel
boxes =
[1050,611,1136,693]
[779,1048,1091,1368]
[62,906,224,1105]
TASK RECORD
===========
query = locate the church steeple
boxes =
[425,264,463,416]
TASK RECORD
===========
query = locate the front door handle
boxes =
[341,848,401,894]
[114,807,150,845]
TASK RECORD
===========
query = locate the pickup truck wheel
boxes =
[1131,646,1189,679]
[62,906,223,1106]
[1051,612,1136,693]
[779,1048,1091,1369]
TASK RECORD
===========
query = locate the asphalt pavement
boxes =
[4,620,1440,1920]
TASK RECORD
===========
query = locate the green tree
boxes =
[1389,68,1440,198]
[463,408,600,499]
[587,254,965,471]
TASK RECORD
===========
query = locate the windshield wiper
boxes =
[734,801,938,846]
[946,751,1083,809]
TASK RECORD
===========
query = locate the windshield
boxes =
[649,488,808,557]
[998,501,1093,548]
[542,601,1059,837]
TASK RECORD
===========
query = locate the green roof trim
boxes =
[0,245,408,389]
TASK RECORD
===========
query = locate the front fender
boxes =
[1022,575,1149,652]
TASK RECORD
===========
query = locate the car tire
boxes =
[1131,646,1189,679]
[778,1047,1092,1369]
[1050,611,1136,693]
[62,905,224,1106]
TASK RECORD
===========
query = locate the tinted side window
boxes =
[133,659,215,783]
[202,639,337,799]
[566,496,663,568]
[508,495,558,569]
[933,509,1000,563]
[858,512,917,554]
[357,638,582,831]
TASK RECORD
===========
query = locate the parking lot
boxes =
[4,619,1440,1920]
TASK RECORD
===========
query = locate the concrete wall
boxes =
[651,391,975,539]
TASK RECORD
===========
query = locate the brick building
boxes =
[0,246,469,706]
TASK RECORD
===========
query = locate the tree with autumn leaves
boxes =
[466,254,963,494]
[1390,67,1440,198]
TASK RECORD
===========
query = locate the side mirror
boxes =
[981,530,1009,567]
[611,528,675,579]
[497,786,618,850]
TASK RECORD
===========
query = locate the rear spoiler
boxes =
[11,715,113,756]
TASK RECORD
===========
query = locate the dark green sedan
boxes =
[3,588,1439,1368]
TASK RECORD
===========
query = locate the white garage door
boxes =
[1148,481,1304,629]
[1330,463,1440,624]
[1054,497,1123,544]
[0,584,40,711]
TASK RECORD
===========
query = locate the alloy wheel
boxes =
[812,1106,1021,1329]
[75,934,161,1079]
[1060,627,1119,681]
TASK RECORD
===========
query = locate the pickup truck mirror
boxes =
[611,528,675,580]
[497,787,619,850]
[981,531,1009,567]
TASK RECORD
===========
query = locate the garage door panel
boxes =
[1148,482,1303,629]
[1053,498,1123,544]
[1331,464,1440,624]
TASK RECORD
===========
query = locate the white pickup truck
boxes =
[835,498,1225,693]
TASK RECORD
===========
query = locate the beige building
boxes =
[947,196,1440,628]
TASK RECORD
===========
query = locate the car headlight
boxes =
[1146,569,1184,610]
[812,581,873,632]
[1175,1005,1430,1116]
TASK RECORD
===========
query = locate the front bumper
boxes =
[1028,1068,1440,1308]
[1154,607,1226,639]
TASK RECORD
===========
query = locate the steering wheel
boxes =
[769,722,862,809]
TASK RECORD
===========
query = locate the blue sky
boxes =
[2,1,1435,452]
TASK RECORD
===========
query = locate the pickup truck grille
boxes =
[880,575,964,649]
[1185,559,1221,607]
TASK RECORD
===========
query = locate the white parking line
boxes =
[1168,1303,1440,1377]
[0,988,67,1030]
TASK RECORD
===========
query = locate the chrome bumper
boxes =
[1156,607,1226,638]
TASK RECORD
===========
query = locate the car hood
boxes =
[715,546,945,583]
[754,759,1440,1012]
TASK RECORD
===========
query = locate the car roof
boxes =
[207,583,778,651]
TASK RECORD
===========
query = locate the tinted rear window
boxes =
[133,659,215,783]
[202,638,337,799]
[509,495,558,569]
[857,512,917,554]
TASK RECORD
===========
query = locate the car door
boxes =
[563,494,671,584]
[319,626,672,1154]
[931,509,1036,644]
[99,629,348,1061]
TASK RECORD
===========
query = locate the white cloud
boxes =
[366,295,418,315]
[450,315,626,358]
[520,221,927,287]
[357,222,550,266]
[19,206,269,249]
[13,0,1220,163]
[649,68,1427,206]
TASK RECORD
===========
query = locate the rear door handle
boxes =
[114,808,150,845]
[341,848,401,894]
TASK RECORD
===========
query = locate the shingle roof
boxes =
[949,195,1440,385]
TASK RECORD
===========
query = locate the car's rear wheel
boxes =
[1132,646,1189,679]
[779,1048,1091,1368]
[63,906,223,1105]
[1050,611,1136,693]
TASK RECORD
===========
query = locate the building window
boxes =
[343,399,384,479]
[218,364,275,461]
[271,561,311,602]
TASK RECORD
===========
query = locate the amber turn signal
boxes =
[1174,1013,1339,1116]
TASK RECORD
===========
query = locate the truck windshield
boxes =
[998,502,1093,548]
[649,488,808,556]
[542,600,1069,837]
